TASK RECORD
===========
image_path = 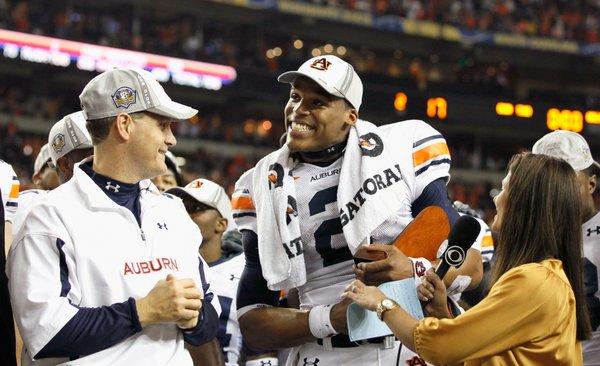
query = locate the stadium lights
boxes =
[0,28,236,90]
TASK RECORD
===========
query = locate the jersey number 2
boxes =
[309,186,353,267]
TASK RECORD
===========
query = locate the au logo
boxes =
[51,133,66,154]
[112,86,137,109]
[190,180,204,189]
[358,132,384,157]
[310,58,332,71]
[268,163,284,190]
[285,195,298,225]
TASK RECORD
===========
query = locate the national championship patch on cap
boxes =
[112,86,137,109]
[48,111,93,165]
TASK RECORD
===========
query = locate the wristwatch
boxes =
[376,298,399,321]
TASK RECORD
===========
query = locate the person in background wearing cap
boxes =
[12,112,94,237]
[232,55,483,365]
[532,130,600,365]
[0,159,19,366]
[7,68,220,366]
[168,178,276,366]
[152,151,186,193]
[31,144,59,191]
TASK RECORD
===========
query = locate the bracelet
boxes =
[308,304,338,338]
[246,357,278,366]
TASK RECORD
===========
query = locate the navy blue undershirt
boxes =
[36,165,218,360]
[79,162,142,226]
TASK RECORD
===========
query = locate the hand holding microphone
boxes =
[418,215,480,318]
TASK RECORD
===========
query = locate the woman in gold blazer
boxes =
[345,153,591,365]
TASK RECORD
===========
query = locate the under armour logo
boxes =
[229,274,240,281]
[260,361,272,366]
[105,182,120,192]
[157,222,168,230]
[303,358,320,366]
[587,226,600,237]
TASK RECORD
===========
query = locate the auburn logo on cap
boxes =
[310,58,332,71]
[190,180,204,189]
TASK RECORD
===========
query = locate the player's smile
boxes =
[284,77,355,154]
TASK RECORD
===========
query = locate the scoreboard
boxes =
[391,92,600,134]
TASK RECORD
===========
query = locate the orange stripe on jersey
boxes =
[482,234,494,248]
[232,196,255,210]
[413,142,449,167]
[9,183,19,199]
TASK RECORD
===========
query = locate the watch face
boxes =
[382,299,394,308]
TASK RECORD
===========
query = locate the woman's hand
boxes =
[341,279,387,311]
[417,269,452,319]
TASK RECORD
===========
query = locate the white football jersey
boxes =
[583,211,600,342]
[209,253,245,366]
[234,120,451,309]
[0,160,19,223]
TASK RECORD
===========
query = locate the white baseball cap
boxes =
[48,111,93,166]
[532,130,600,171]
[167,178,233,222]
[79,67,197,121]
[33,143,52,176]
[278,55,363,111]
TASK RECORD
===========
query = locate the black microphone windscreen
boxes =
[448,215,481,251]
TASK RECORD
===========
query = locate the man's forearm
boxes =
[239,307,315,349]
[186,338,223,366]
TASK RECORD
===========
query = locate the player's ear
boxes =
[114,113,133,141]
[344,102,358,127]
[589,174,597,195]
[215,217,228,234]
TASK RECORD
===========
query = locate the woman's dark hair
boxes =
[492,152,591,340]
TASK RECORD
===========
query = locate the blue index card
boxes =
[347,278,425,342]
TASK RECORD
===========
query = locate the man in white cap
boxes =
[47,111,94,184]
[8,68,220,365]
[232,55,483,365]
[13,112,94,235]
[168,178,277,366]
[532,130,600,365]
[31,144,59,191]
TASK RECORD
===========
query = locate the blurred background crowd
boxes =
[1,0,599,224]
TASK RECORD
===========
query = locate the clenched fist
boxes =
[136,274,203,328]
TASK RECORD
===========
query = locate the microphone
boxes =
[435,215,481,279]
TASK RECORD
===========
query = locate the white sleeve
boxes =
[409,120,451,199]
[232,169,257,234]
[0,161,20,223]
[7,206,80,357]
